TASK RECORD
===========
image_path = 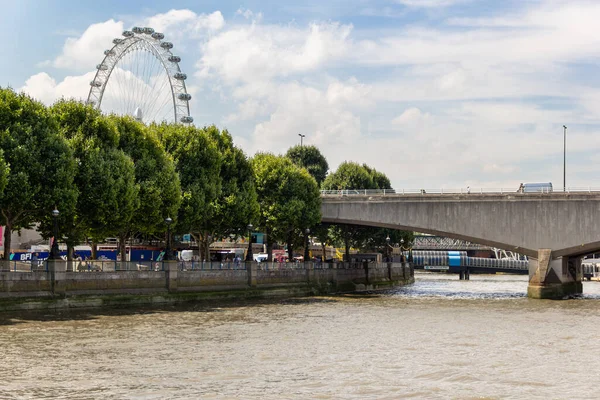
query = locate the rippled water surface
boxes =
[2,272,600,399]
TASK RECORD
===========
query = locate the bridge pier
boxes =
[527,249,583,299]
[459,268,470,280]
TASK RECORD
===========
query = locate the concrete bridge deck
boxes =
[320,190,600,298]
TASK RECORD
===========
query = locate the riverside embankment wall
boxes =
[0,262,414,311]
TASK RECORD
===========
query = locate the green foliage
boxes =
[324,160,409,259]
[322,161,375,190]
[50,100,121,249]
[252,153,321,259]
[155,123,221,235]
[285,145,329,186]
[116,117,181,236]
[362,164,391,189]
[52,99,119,150]
[203,128,258,240]
[78,147,138,239]
[0,88,77,257]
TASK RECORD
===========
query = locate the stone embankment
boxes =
[0,261,414,311]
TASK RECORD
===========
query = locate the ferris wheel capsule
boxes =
[178,93,192,101]
[160,42,173,49]
[174,73,187,80]
[168,55,181,63]
[143,27,154,34]
[104,49,115,56]
[151,32,164,40]
[122,31,134,38]
[90,80,102,87]
[96,64,108,71]
[180,116,194,123]
[112,38,123,45]
[132,27,143,34]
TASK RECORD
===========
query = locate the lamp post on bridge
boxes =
[563,125,567,192]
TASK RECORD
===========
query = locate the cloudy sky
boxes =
[3,0,600,190]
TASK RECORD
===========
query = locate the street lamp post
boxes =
[563,125,567,192]
[48,208,60,260]
[245,223,254,261]
[386,235,391,262]
[164,217,173,261]
[400,238,405,261]
[298,133,305,146]
[304,228,310,262]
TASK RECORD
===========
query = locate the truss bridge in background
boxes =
[412,236,491,251]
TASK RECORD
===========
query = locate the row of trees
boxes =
[0,87,410,262]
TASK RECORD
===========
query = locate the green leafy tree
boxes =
[252,153,321,261]
[285,145,329,187]
[324,161,408,260]
[0,88,77,259]
[322,161,375,191]
[79,147,138,259]
[117,117,181,260]
[50,99,122,259]
[156,123,221,259]
[197,128,258,259]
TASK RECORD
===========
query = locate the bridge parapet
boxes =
[321,187,600,196]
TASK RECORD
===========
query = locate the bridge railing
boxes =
[321,187,600,196]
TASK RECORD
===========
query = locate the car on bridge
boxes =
[518,182,553,193]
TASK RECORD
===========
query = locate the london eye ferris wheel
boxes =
[87,26,193,124]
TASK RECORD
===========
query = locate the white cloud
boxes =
[146,9,225,37]
[53,19,124,71]
[197,21,353,84]
[20,72,95,105]
[391,107,430,126]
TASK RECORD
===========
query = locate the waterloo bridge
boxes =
[320,188,600,299]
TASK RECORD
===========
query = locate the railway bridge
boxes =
[320,189,600,299]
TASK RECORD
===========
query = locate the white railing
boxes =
[320,187,600,196]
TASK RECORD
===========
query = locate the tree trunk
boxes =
[67,243,74,261]
[205,233,211,263]
[321,243,326,262]
[190,233,202,260]
[119,234,127,262]
[3,223,11,260]
[266,227,273,261]
[91,240,97,260]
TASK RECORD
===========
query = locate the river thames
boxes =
[1,272,600,399]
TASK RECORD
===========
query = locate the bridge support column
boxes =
[527,249,583,299]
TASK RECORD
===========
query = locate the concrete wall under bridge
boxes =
[0,261,414,312]
[321,192,600,299]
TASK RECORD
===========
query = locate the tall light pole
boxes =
[304,228,311,262]
[245,223,254,262]
[298,133,305,146]
[563,125,567,192]
[48,208,60,260]
[164,217,173,260]
[400,238,405,261]
[385,235,391,262]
